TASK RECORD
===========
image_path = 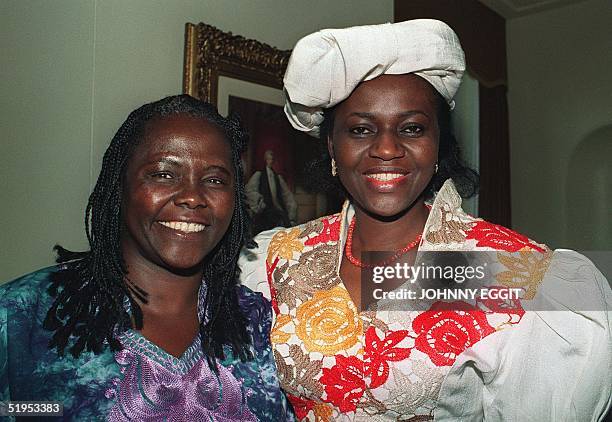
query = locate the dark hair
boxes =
[307,87,479,200]
[43,95,253,368]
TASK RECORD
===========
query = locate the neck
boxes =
[122,251,203,317]
[351,199,429,253]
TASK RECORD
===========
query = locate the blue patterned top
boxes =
[0,266,293,421]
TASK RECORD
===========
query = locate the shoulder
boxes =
[465,219,548,253]
[0,265,60,312]
[238,213,342,296]
[424,180,548,252]
[436,249,611,420]
[537,249,611,317]
[267,212,342,263]
[423,209,548,253]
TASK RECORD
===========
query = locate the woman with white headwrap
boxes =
[240,20,611,421]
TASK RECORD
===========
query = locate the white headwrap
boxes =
[283,19,465,137]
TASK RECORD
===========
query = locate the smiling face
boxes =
[121,114,235,273]
[328,74,439,218]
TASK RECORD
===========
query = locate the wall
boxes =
[507,0,612,249]
[0,0,393,282]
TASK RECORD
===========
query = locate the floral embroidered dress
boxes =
[0,267,293,421]
[239,180,612,421]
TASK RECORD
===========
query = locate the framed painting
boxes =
[183,23,343,234]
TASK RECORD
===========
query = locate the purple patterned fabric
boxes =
[1,268,292,420]
[107,341,257,421]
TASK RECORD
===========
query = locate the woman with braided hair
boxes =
[0,95,292,420]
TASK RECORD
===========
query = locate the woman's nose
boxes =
[173,181,207,209]
[369,131,406,161]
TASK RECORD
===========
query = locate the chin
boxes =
[361,198,413,219]
[358,191,425,220]
[160,256,206,275]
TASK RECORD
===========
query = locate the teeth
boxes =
[159,221,206,233]
[366,173,405,182]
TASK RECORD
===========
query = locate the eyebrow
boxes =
[155,156,182,166]
[148,157,232,174]
[205,165,232,176]
[348,110,430,119]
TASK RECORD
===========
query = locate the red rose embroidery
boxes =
[286,394,315,420]
[466,221,546,253]
[364,327,411,388]
[266,257,280,314]
[412,301,495,366]
[305,216,341,246]
[320,355,366,412]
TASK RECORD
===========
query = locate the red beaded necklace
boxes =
[344,217,422,269]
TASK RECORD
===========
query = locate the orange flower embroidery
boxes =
[267,228,304,262]
[271,313,292,344]
[295,286,362,354]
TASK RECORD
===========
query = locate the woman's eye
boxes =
[204,177,224,185]
[401,124,424,136]
[349,126,374,136]
[151,172,173,179]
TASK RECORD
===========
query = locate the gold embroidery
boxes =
[268,228,304,262]
[425,206,473,245]
[312,402,333,422]
[271,314,292,344]
[295,285,362,354]
[495,249,552,299]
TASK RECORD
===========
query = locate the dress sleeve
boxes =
[239,229,280,301]
[435,250,612,422]
[237,286,295,421]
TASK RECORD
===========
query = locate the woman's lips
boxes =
[158,221,207,233]
[156,221,210,240]
[363,172,409,191]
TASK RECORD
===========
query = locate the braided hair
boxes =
[43,95,254,368]
[306,87,479,200]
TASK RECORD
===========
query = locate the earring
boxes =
[331,158,337,176]
[434,163,439,174]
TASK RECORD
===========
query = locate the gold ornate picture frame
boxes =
[182,22,291,104]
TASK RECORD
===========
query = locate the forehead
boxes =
[336,74,438,114]
[133,114,232,161]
